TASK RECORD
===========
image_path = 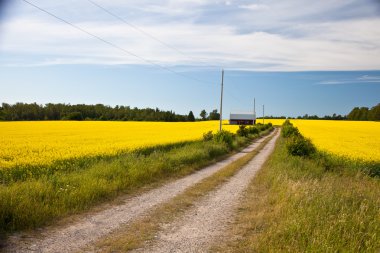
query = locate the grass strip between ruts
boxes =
[91,129,277,252]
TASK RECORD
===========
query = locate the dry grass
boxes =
[213,137,380,252]
[91,130,276,252]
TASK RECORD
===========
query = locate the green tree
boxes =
[200,109,207,120]
[188,111,195,122]
[209,109,220,120]
[359,107,369,121]
[63,112,83,121]
[369,103,380,121]
[348,107,360,120]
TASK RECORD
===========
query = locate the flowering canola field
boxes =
[0,121,239,170]
[266,119,380,162]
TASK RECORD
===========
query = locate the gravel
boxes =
[133,130,279,253]
[3,131,277,253]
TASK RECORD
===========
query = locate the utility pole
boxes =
[254,98,256,125]
[263,104,265,124]
[219,69,224,131]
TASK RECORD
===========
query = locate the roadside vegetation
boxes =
[215,120,380,252]
[0,121,241,174]
[94,128,275,252]
[0,123,272,236]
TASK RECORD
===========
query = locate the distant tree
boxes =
[188,111,195,122]
[200,109,207,120]
[348,107,370,121]
[265,115,286,119]
[359,107,369,121]
[369,103,380,121]
[348,107,359,120]
[0,107,4,121]
[209,109,220,120]
[63,112,83,121]
[0,103,193,122]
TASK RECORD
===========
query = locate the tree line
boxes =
[1,102,378,122]
[265,103,380,121]
[295,114,347,120]
[346,103,380,121]
[261,114,347,120]
[0,103,221,122]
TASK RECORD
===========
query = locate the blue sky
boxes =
[0,0,380,117]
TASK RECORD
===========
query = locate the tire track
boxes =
[133,130,279,253]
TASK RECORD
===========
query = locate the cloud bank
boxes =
[1,0,380,71]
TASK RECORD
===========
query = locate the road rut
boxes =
[133,130,279,253]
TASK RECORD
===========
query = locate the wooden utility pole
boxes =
[263,104,265,124]
[254,98,256,124]
[219,69,224,131]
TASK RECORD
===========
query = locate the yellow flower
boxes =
[266,119,380,162]
[0,121,238,169]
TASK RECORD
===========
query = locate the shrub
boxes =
[283,119,292,126]
[248,126,260,135]
[237,125,249,137]
[368,164,380,177]
[282,124,300,138]
[286,135,316,157]
[255,123,263,131]
[202,131,213,141]
[256,123,272,132]
[213,130,234,149]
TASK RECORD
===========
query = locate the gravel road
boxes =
[3,131,276,253]
[133,130,279,253]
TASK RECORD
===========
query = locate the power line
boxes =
[226,93,252,110]
[87,0,189,59]
[86,0,222,70]
[226,85,252,108]
[21,0,214,85]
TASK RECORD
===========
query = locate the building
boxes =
[229,112,256,125]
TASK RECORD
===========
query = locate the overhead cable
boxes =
[22,0,214,85]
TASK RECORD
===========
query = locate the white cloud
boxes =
[317,75,380,85]
[238,4,269,11]
[1,0,380,71]
[359,75,380,80]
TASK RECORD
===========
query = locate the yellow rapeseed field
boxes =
[0,121,239,169]
[265,119,380,162]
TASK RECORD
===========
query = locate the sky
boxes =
[0,0,380,117]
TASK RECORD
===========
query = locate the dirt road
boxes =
[3,130,277,253]
[132,130,279,253]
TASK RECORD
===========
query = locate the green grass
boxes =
[92,129,276,252]
[214,136,380,252]
[0,126,272,235]
[0,140,214,184]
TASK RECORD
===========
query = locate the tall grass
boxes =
[94,130,276,252]
[215,125,380,252]
[0,141,207,184]
[0,125,272,235]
